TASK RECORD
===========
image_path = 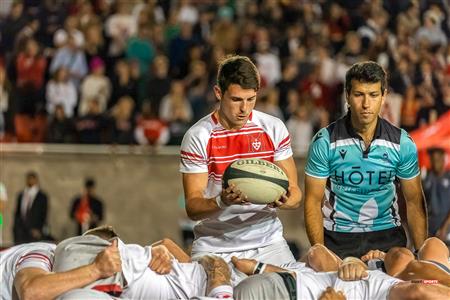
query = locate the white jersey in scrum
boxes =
[180,110,293,253]
[0,242,55,300]
[122,257,206,299]
[292,270,402,300]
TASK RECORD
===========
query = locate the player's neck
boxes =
[215,110,244,131]
[351,117,377,146]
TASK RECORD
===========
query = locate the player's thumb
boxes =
[231,256,238,265]
[110,238,118,248]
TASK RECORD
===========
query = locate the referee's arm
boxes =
[400,175,428,250]
[304,175,328,245]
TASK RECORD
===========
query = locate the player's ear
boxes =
[213,85,222,101]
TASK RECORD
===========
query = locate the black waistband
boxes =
[276,272,297,300]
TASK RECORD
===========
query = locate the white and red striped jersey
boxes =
[1,242,55,300]
[180,110,293,252]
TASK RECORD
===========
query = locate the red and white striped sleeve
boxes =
[179,126,208,173]
[273,118,293,161]
[16,249,54,273]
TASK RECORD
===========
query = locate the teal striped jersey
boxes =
[305,114,419,233]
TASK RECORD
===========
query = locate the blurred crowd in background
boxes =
[0,0,449,154]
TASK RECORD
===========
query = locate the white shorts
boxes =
[334,270,402,300]
[191,239,295,265]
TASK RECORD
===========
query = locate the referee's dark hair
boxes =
[345,61,387,96]
[217,55,260,94]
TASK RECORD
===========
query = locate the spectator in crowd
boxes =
[255,88,284,121]
[110,60,138,110]
[0,64,11,139]
[49,35,88,87]
[184,59,208,121]
[46,104,75,143]
[210,6,238,54]
[168,22,197,78]
[254,40,281,88]
[389,58,413,96]
[75,99,108,144]
[147,55,172,115]
[70,177,104,235]
[83,23,107,65]
[13,171,49,244]
[36,0,67,49]
[125,24,155,77]
[134,101,169,146]
[287,104,313,157]
[276,62,300,120]
[14,18,40,53]
[53,15,84,49]
[415,9,447,48]
[46,67,77,118]
[78,57,111,116]
[159,80,192,123]
[105,1,136,58]
[110,95,135,144]
[15,37,47,115]
[400,86,421,132]
[13,40,48,143]
[0,2,28,55]
[423,147,450,241]
[160,80,193,145]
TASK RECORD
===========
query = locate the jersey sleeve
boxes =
[397,130,420,180]
[273,118,293,161]
[16,249,54,272]
[179,127,208,173]
[305,128,331,178]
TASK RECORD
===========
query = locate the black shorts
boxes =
[324,226,407,259]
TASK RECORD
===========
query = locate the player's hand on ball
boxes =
[93,238,122,278]
[150,245,173,274]
[319,287,346,300]
[267,192,288,208]
[231,256,257,275]
[221,184,251,206]
[360,250,386,262]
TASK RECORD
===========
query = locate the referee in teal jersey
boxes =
[304,61,427,258]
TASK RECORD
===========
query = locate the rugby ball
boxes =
[222,158,289,204]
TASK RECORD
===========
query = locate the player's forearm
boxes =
[186,196,221,221]
[18,264,102,300]
[304,197,324,245]
[156,238,191,263]
[406,198,428,250]
[279,185,302,210]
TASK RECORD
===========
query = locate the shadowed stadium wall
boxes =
[0,144,309,252]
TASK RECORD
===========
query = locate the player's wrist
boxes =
[90,262,103,279]
[215,195,229,209]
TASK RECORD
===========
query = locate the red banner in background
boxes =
[410,111,450,170]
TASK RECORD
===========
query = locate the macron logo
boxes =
[339,149,347,159]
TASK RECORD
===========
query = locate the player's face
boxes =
[215,84,257,130]
[347,80,386,127]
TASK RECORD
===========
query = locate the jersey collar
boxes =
[344,112,382,141]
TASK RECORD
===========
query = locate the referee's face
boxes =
[347,80,386,128]
[215,84,257,130]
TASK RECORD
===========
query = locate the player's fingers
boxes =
[110,239,118,248]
